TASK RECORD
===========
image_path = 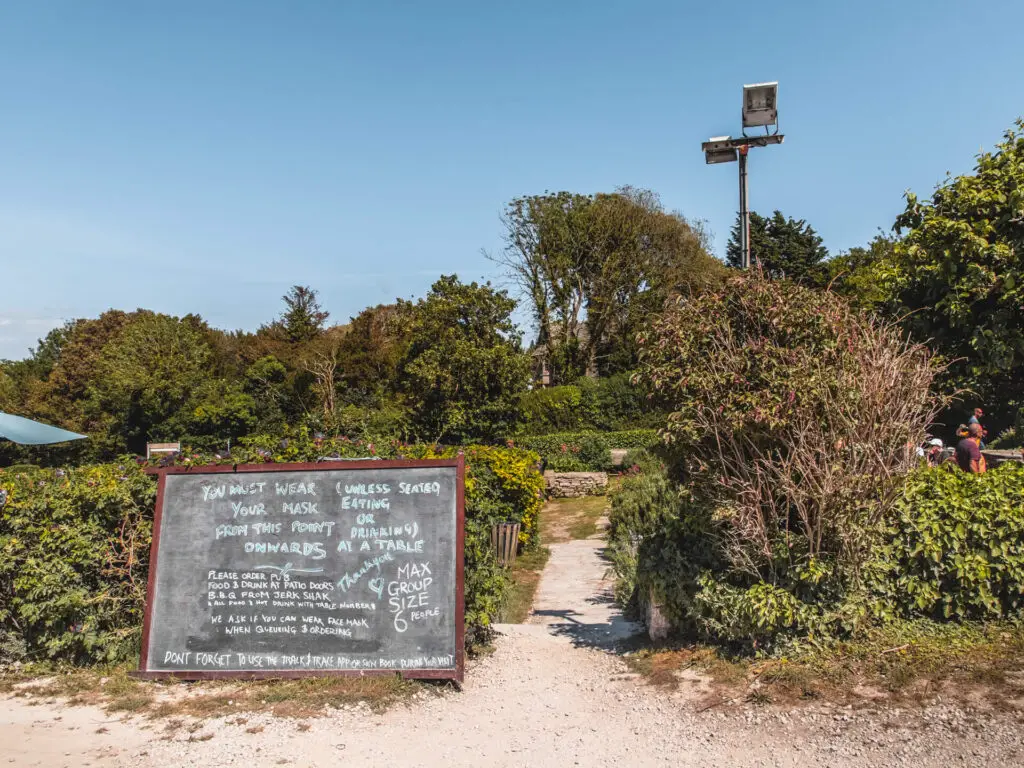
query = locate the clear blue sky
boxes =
[1,0,1021,359]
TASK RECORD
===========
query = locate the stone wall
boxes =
[544,470,608,498]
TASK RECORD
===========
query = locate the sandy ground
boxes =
[4,521,1024,767]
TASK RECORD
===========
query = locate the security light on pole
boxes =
[703,137,738,164]
[742,82,779,132]
[701,82,784,269]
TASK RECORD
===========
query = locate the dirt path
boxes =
[4,514,1024,767]
[525,514,640,648]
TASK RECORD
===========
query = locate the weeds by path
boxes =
[500,545,551,623]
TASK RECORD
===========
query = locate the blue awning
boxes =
[0,412,87,445]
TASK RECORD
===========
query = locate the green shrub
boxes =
[3,464,40,473]
[625,273,941,651]
[512,429,658,471]
[516,374,666,435]
[690,577,812,646]
[608,461,848,651]
[866,463,1024,621]
[576,373,665,431]
[0,462,156,664]
[610,459,1024,652]
[0,428,545,663]
[517,386,584,434]
[541,450,589,472]
[989,427,1021,449]
[607,459,685,610]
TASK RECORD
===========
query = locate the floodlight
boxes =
[742,82,778,128]
[704,147,738,164]
[701,136,734,152]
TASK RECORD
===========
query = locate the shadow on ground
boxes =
[531,606,647,652]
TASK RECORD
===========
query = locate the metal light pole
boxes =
[738,145,750,269]
[702,82,784,270]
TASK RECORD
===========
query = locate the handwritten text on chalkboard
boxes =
[138,461,462,679]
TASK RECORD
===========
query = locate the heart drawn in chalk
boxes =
[368,578,384,598]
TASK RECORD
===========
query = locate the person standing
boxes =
[955,423,987,474]
[968,407,988,448]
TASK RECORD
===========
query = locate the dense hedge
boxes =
[609,456,1024,651]
[0,463,156,664]
[0,428,544,663]
[511,429,659,471]
[516,373,666,435]
[867,463,1024,621]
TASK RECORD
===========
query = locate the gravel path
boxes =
[3,520,1024,767]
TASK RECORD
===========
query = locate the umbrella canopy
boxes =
[0,412,87,445]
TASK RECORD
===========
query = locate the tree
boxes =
[336,303,412,407]
[495,187,721,383]
[886,119,1024,427]
[0,367,16,411]
[277,285,329,343]
[23,312,134,439]
[727,210,829,285]
[22,321,76,380]
[825,233,897,311]
[400,275,530,443]
[86,312,252,454]
[300,327,348,430]
[163,378,257,451]
[243,355,290,431]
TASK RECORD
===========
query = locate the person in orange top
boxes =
[954,423,987,473]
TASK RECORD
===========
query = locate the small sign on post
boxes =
[146,442,181,460]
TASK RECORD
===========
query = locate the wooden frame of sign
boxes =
[134,456,465,682]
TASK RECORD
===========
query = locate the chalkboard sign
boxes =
[136,458,464,681]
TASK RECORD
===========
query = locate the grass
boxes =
[542,494,610,544]
[500,544,551,623]
[625,621,1024,710]
[0,662,421,719]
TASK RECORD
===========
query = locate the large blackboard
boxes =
[137,458,464,681]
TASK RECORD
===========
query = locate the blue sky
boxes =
[1,0,1021,359]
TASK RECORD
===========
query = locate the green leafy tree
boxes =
[243,355,290,430]
[87,312,239,454]
[170,379,257,450]
[727,210,829,285]
[0,367,16,411]
[337,303,412,407]
[19,321,76,381]
[825,233,897,310]
[886,119,1024,425]
[400,275,530,443]
[275,285,329,343]
[496,187,721,382]
[23,312,134,439]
